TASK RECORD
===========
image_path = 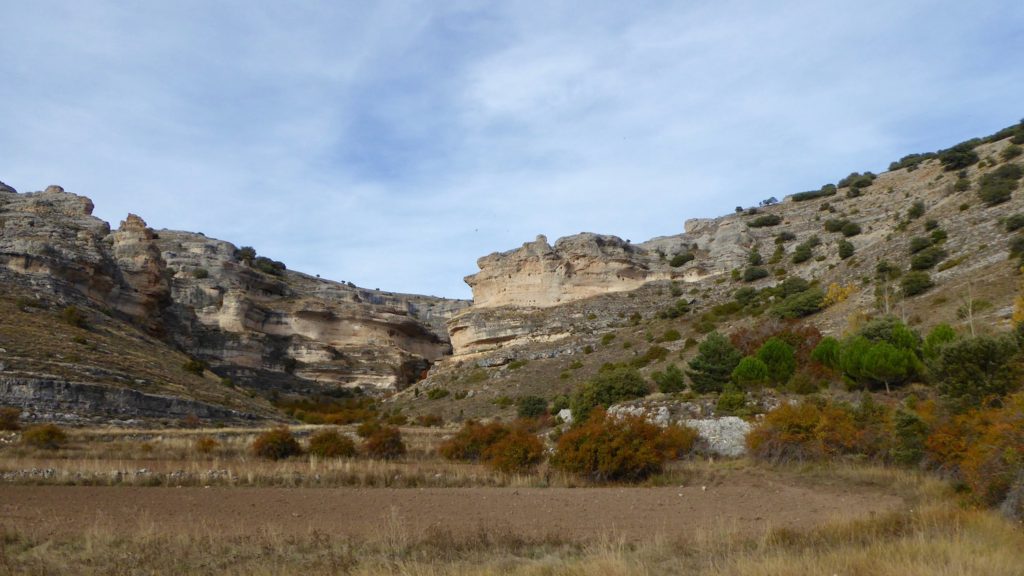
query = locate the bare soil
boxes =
[0,468,902,541]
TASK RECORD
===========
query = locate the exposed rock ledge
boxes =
[465,233,671,309]
[1,377,269,425]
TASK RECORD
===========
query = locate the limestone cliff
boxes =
[0,184,469,422]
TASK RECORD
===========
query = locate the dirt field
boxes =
[0,469,902,541]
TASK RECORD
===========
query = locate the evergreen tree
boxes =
[687,332,743,393]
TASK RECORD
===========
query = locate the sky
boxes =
[1,1,1022,299]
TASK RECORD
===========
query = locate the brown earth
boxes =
[0,470,903,542]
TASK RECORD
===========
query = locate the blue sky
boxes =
[1,1,1022,299]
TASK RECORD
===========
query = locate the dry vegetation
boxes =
[1,461,1022,575]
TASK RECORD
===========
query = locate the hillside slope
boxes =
[396,123,1024,421]
[0,184,468,424]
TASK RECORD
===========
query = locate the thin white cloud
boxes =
[1,1,1022,299]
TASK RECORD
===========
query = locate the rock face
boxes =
[0,377,261,426]
[0,185,470,422]
[467,234,670,308]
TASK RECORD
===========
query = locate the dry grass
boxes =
[1,480,1021,576]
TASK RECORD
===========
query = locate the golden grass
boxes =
[1,487,1021,576]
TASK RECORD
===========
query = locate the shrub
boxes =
[670,252,695,267]
[811,337,841,369]
[659,329,681,342]
[482,428,545,474]
[978,163,1023,206]
[742,266,769,282]
[657,299,690,319]
[251,427,302,460]
[1002,144,1023,161]
[939,143,980,171]
[182,359,206,376]
[551,410,696,482]
[748,249,763,266]
[0,407,21,431]
[191,268,209,279]
[901,271,933,296]
[838,240,854,259]
[771,287,824,319]
[791,185,837,202]
[570,367,649,421]
[907,200,926,219]
[253,256,287,276]
[21,423,67,450]
[516,395,548,418]
[824,218,847,233]
[686,332,743,394]
[775,231,797,243]
[415,414,444,427]
[356,419,382,438]
[363,426,406,459]
[731,356,769,388]
[235,246,256,264]
[840,222,861,237]
[716,385,750,416]
[838,171,876,189]
[757,337,797,386]
[194,436,220,454]
[747,214,782,228]
[61,306,87,328]
[439,421,510,461]
[910,247,946,270]
[909,237,932,253]
[652,363,686,393]
[308,429,357,458]
[923,324,957,360]
[933,335,1020,412]
[1005,214,1024,232]
[426,388,450,400]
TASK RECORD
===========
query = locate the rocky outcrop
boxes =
[466,233,671,309]
[608,401,752,457]
[0,185,470,419]
[0,377,265,425]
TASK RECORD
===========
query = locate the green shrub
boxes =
[933,335,1020,412]
[652,363,686,393]
[426,388,450,400]
[601,333,616,346]
[923,324,958,360]
[686,332,743,394]
[742,266,769,282]
[910,246,946,270]
[747,214,782,228]
[307,429,357,458]
[731,356,769,388]
[659,329,681,342]
[0,407,21,431]
[757,337,797,385]
[191,268,209,279]
[253,256,287,276]
[939,143,980,171]
[978,163,1023,206]
[838,240,854,259]
[1005,214,1024,232]
[748,249,764,266]
[838,172,876,189]
[771,287,824,319]
[891,411,929,466]
[811,337,841,368]
[657,299,690,319]
[954,177,971,192]
[791,185,837,202]
[907,200,926,219]
[1002,144,1022,161]
[670,252,695,267]
[841,222,862,237]
[716,385,750,416]
[775,231,797,243]
[235,246,256,264]
[551,410,696,482]
[21,423,67,450]
[363,426,406,459]
[516,395,548,418]
[251,427,302,460]
[909,237,932,253]
[792,244,812,263]
[824,218,848,233]
[570,366,650,421]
